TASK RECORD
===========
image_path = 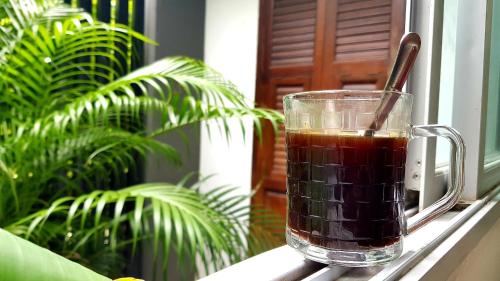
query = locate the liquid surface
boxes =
[286,131,407,250]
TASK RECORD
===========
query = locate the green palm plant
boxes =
[0,0,283,279]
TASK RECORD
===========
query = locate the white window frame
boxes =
[404,0,445,209]
[451,0,496,200]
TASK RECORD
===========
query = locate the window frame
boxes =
[408,0,500,207]
[480,0,500,194]
[451,0,499,199]
[405,0,446,209]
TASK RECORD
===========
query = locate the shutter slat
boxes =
[272,49,314,61]
[275,0,312,8]
[337,14,390,29]
[336,40,389,52]
[272,41,314,52]
[336,23,391,37]
[336,32,390,45]
[272,33,315,47]
[274,150,287,157]
[276,86,304,93]
[272,57,312,66]
[336,49,388,60]
[339,0,368,4]
[274,2,316,16]
[337,6,391,21]
[273,18,315,30]
[273,25,315,38]
[274,10,316,23]
[338,0,390,12]
[273,157,286,165]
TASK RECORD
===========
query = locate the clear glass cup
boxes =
[284,90,465,266]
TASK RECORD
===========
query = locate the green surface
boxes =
[0,229,110,281]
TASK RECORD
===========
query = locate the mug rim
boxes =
[284,90,411,101]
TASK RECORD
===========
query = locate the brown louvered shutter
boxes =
[252,0,405,227]
[318,0,404,89]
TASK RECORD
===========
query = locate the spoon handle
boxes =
[367,33,421,133]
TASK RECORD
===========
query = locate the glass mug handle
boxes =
[406,125,466,233]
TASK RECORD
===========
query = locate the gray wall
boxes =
[141,0,205,280]
[153,0,206,58]
[145,0,205,185]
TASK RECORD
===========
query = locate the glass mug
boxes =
[284,90,465,266]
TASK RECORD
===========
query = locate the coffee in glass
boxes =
[284,90,465,266]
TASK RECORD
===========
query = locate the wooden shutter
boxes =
[252,0,405,225]
[253,0,317,222]
[318,0,404,89]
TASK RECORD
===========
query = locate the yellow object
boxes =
[114,278,144,281]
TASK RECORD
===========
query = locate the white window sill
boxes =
[200,185,500,281]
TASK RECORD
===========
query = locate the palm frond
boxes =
[0,126,182,222]
[0,0,88,56]
[6,181,282,277]
[45,57,280,132]
[0,16,153,121]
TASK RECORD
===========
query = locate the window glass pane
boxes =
[484,0,500,164]
[436,0,458,166]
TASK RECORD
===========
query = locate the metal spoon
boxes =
[364,32,421,136]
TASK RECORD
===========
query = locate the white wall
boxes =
[446,218,500,281]
[200,0,260,197]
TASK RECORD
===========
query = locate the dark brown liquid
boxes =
[286,132,407,250]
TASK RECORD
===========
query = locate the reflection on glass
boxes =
[436,0,459,166]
